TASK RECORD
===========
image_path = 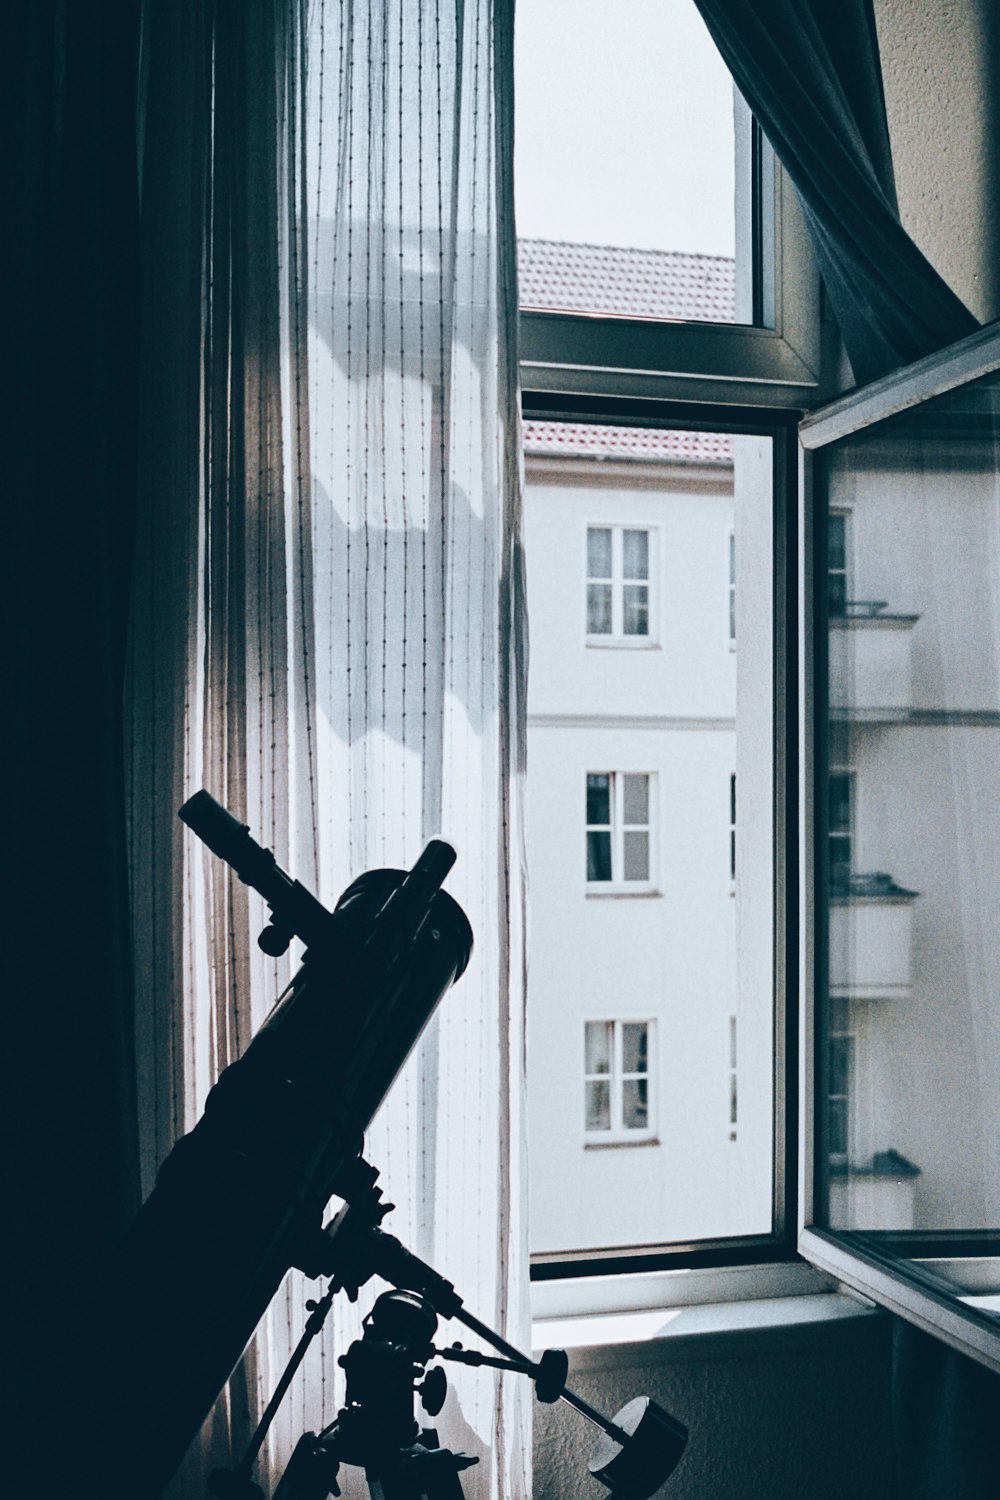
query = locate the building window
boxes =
[828,510,848,617]
[585,1019,654,1141]
[729,772,737,883]
[586,526,652,641]
[728,1014,738,1141]
[728,528,736,646]
[586,772,653,886]
[827,997,852,1165]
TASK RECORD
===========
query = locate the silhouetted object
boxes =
[47,796,686,1500]
[53,793,471,1500]
[213,1155,688,1500]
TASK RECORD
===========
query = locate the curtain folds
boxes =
[130,3,528,1497]
[691,0,980,385]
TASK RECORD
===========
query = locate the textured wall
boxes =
[874,0,1000,322]
[533,1313,894,1500]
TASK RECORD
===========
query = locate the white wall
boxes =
[874,0,1000,323]
[524,457,777,1254]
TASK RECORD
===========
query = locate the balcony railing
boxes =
[828,1150,921,1231]
[829,600,919,722]
[829,872,919,1000]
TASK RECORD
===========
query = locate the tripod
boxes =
[270,1290,477,1500]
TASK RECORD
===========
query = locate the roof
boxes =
[519,239,735,467]
[522,420,732,466]
[518,238,735,324]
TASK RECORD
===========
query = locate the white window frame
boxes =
[585,771,656,893]
[585,523,657,645]
[584,1018,656,1145]
[727,527,737,649]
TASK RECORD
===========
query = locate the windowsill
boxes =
[585,1135,659,1150]
[585,887,661,899]
[531,1289,879,1368]
[586,637,660,651]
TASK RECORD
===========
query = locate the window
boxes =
[729,772,737,883]
[585,1019,654,1142]
[727,1014,738,1141]
[826,997,852,1166]
[586,772,652,887]
[828,511,848,616]
[586,526,652,641]
[801,326,1000,1374]
[519,0,817,1291]
[828,771,853,891]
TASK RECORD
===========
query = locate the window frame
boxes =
[519,129,824,414]
[585,770,656,892]
[585,523,657,646]
[797,322,1000,1376]
[524,393,801,1285]
[521,124,814,1296]
[584,1018,657,1145]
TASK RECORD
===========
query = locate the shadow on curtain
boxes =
[129,3,529,1498]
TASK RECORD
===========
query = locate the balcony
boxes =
[829,601,919,722]
[829,872,919,1001]
[828,1150,921,1231]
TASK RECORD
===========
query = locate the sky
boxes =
[513,0,736,258]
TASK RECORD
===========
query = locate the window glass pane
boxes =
[515,0,742,323]
[622,1078,648,1130]
[585,1021,612,1076]
[818,364,1000,1288]
[586,773,610,825]
[587,582,613,634]
[623,529,649,580]
[623,830,649,882]
[587,527,612,577]
[585,1080,611,1131]
[622,584,649,636]
[525,422,775,1256]
[622,774,649,826]
[587,830,612,882]
[622,1022,648,1075]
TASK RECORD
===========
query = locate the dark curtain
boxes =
[691,0,980,384]
[3,0,142,1477]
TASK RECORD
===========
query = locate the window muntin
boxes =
[727,528,736,646]
[586,772,652,887]
[584,1019,654,1141]
[586,526,652,642]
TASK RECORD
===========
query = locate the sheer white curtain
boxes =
[130,3,528,1496]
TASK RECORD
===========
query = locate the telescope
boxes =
[48,795,687,1500]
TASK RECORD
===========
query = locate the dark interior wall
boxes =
[3,1,142,1441]
[533,1313,895,1500]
